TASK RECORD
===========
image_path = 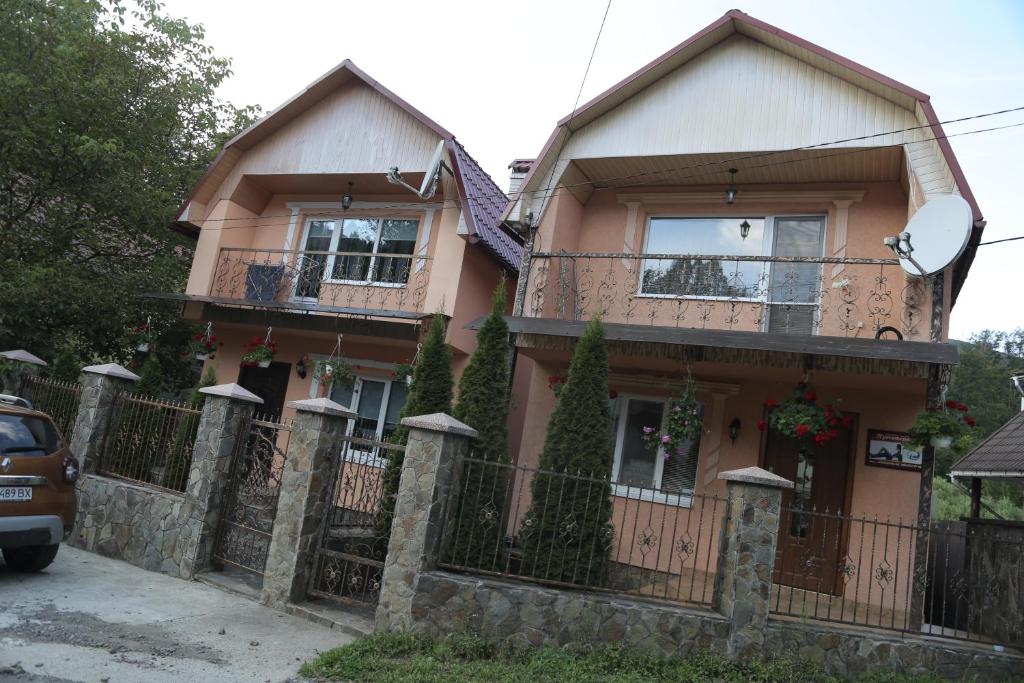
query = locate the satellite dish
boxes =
[419,140,446,196]
[887,195,972,277]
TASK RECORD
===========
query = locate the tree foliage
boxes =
[520,317,615,585]
[449,282,511,569]
[0,0,258,379]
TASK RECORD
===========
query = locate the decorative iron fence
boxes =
[308,436,402,606]
[19,375,82,442]
[212,412,291,576]
[99,393,202,492]
[210,248,431,316]
[438,455,727,607]
[770,505,1024,648]
[521,252,930,340]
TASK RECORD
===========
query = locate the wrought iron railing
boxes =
[209,248,431,316]
[519,252,931,340]
[99,393,202,492]
[771,505,1024,648]
[19,375,82,443]
[439,455,727,607]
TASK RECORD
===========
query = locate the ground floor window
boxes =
[610,395,703,504]
[328,373,408,465]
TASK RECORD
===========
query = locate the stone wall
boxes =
[70,474,192,577]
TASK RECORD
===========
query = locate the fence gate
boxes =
[211,414,291,578]
[307,436,400,607]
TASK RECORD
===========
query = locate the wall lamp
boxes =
[724,168,739,205]
[341,182,354,211]
[728,417,742,444]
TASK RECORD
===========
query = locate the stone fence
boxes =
[375,414,1024,681]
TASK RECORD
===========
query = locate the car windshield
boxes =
[0,414,60,456]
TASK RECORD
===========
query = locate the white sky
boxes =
[162,0,1024,340]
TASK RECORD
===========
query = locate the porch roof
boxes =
[476,316,957,375]
[950,411,1024,481]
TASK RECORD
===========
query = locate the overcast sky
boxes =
[162,0,1024,340]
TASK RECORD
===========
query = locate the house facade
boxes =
[499,11,981,614]
[159,61,523,446]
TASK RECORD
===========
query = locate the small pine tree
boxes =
[51,345,81,383]
[134,354,164,398]
[163,366,217,491]
[449,282,512,569]
[520,317,615,585]
[375,314,453,542]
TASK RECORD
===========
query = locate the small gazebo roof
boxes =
[950,411,1024,481]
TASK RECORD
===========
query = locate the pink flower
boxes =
[661,434,671,444]
[642,426,654,434]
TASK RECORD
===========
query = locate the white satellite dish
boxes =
[885,194,972,277]
[386,139,446,200]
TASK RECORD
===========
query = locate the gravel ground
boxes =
[0,546,356,682]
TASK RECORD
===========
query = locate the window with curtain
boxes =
[299,216,419,287]
[611,396,703,501]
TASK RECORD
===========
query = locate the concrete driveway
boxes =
[0,546,355,682]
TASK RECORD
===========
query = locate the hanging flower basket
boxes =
[908,400,977,453]
[642,379,705,460]
[240,335,278,369]
[759,383,851,446]
[128,322,152,353]
[314,358,354,388]
[392,361,415,387]
[187,324,222,361]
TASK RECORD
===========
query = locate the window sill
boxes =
[633,292,762,303]
[612,483,693,508]
[323,279,408,289]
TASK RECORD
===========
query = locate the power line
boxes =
[978,235,1024,246]
[188,114,1024,232]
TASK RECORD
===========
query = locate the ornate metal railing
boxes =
[520,252,931,340]
[771,505,1024,648]
[438,455,727,607]
[99,393,202,492]
[209,248,431,317]
[19,375,82,443]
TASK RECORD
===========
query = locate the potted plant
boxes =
[908,400,977,450]
[188,326,223,361]
[642,379,705,460]
[240,336,278,368]
[392,361,415,387]
[128,322,153,353]
[758,383,852,446]
[314,357,354,389]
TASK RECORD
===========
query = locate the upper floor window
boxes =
[299,217,419,291]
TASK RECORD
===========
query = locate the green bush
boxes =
[161,366,217,491]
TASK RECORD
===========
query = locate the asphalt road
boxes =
[0,546,354,682]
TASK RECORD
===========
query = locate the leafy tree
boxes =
[0,0,258,381]
[520,317,615,585]
[133,353,164,398]
[449,282,511,569]
[162,365,217,491]
[375,314,453,540]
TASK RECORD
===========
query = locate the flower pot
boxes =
[194,353,210,361]
[136,343,150,353]
[405,376,413,387]
[258,360,272,369]
[930,435,953,449]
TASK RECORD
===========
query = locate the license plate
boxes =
[0,487,32,502]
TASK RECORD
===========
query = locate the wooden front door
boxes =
[763,425,854,594]
[237,361,291,418]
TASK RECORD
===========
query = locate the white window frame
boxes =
[293,215,421,300]
[636,214,827,331]
[308,355,407,468]
[610,393,702,508]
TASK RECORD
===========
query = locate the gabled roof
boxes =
[448,140,522,271]
[507,9,984,301]
[951,411,1024,479]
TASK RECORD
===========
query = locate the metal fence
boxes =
[19,375,82,442]
[438,455,727,607]
[520,252,929,341]
[770,505,1024,648]
[99,393,202,492]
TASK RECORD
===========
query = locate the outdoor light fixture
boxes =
[341,182,354,211]
[739,219,751,241]
[728,417,741,444]
[724,168,739,205]
[296,354,309,380]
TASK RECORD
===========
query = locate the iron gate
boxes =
[212,413,291,577]
[307,436,400,606]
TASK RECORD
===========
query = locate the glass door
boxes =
[766,217,825,335]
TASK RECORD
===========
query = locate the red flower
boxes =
[608,389,619,399]
[795,424,810,437]
[841,415,854,429]
[957,403,969,412]
[946,399,958,410]
[764,398,778,408]
[757,420,767,431]
[547,375,560,385]
[803,391,817,402]
[965,416,976,427]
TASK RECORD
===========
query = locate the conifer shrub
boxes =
[162,365,217,491]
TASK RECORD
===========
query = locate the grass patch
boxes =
[299,632,956,682]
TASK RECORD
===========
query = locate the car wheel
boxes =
[2,544,59,572]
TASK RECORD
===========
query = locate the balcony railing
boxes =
[209,248,431,318]
[518,252,931,340]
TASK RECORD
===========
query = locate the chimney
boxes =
[508,159,534,195]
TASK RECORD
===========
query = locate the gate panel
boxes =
[308,437,400,606]
[212,414,291,576]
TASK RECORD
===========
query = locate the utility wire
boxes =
[186,114,1024,232]
[978,235,1024,246]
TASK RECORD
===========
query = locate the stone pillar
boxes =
[68,363,140,474]
[178,383,263,578]
[713,466,793,663]
[375,413,478,632]
[261,398,355,608]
